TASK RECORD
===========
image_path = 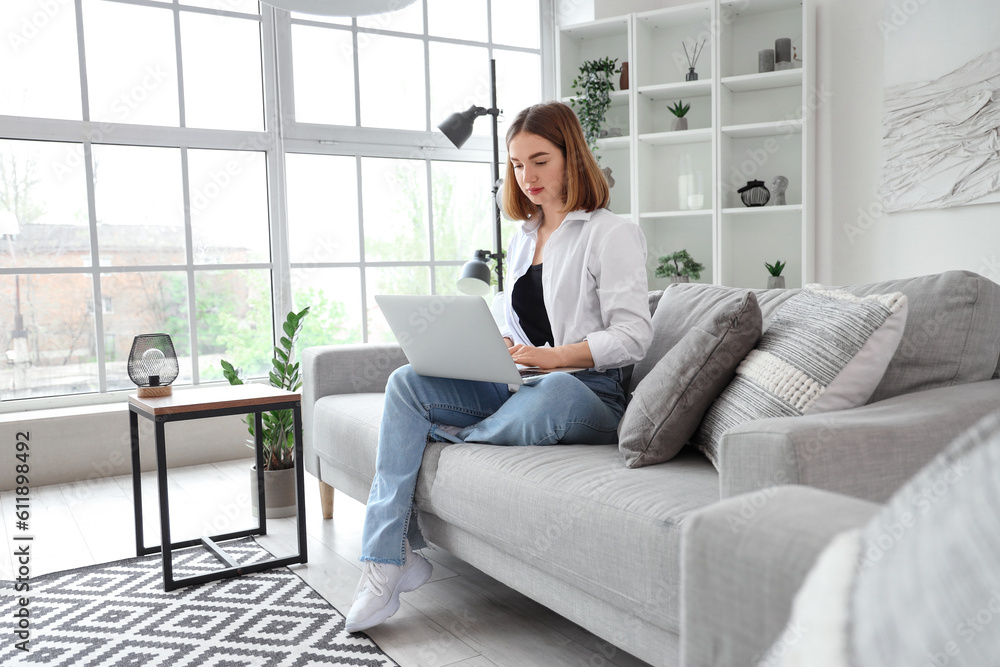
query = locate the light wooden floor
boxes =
[0,458,652,667]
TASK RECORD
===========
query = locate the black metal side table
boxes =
[128,384,308,591]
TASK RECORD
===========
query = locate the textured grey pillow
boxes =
[618,291,761,468]
[693,285,907,469]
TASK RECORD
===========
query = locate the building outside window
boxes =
[0,0,547,406]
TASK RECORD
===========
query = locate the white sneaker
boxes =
[345,540,432,633]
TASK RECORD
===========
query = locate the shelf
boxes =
[596,135,630,150]
[721,119,802,138]
[637,80,712,101]
[559,15,629,40]
[640,209,713,219]
[636,2,712,27]
[722,204,803,216]
[721,0,803,16]
[558,0,813,288]
[639,128,712,146]
[722,69,802,93]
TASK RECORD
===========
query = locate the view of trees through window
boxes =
[0,0,543,403]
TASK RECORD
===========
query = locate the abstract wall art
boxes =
[880,0,1000,213]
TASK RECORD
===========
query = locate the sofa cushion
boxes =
[848,271,1000,403]
[418,444,720,634]
[692,285,907,468]
[618,291,761,468]
[631,283,797,392]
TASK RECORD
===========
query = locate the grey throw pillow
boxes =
[618,291,762,468]
[693,285,907,469]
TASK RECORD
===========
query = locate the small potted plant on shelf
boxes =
[570,57,621,159]
[221,307,310,519]
[656,250,704,284]
[765,260,786,289]
[668,100,690,131]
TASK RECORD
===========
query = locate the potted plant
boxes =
[765,260,786,289]
[221,307,310,518]
[668,100,691,131]
[570,57,621,158]
[655,250,704,283]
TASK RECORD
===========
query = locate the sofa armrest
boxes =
[718,379,1000,503]
[301,343,407,473]
[680,486,879,667]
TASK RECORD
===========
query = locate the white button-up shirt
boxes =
[498,208,654,371]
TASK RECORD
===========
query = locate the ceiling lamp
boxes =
[261,0,417,16]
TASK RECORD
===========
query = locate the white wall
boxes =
[593,0,1000,286]
[0,404,250,491]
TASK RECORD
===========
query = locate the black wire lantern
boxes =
[738,180,771,207]
[128,334,179,397]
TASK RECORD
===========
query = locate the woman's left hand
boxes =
[509,341,595,370]
[509,344,562,370]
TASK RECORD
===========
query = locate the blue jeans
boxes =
[360,365,626,564]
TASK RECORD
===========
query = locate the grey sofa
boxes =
[302,270,1000,667]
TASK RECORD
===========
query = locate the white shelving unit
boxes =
[557,0,815,290]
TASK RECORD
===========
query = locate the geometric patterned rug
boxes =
[0,538,398,666]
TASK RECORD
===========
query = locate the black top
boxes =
[511,263,554,348]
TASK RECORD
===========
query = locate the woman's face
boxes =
[508,131,566,211]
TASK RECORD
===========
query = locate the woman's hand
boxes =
[508,341,595,370]
[509,344,562,369]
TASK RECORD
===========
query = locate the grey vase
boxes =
[673,116,688,131]
[767,276,786,289]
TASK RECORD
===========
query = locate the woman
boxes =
[346,101,653,633]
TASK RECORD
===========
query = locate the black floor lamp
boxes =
[438,59,505,296]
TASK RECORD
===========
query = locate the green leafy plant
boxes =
[221,307,310,471]
[655,250,704,280]
[765,260,786,277]
[570,57,621,156]
[668,100,690,118]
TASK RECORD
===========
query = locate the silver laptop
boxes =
[375,294,570,385]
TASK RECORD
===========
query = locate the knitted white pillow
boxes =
[691,284,907,468]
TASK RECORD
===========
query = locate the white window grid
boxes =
[0,0,554,411]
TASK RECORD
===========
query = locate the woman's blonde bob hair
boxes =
[502,101,610,222]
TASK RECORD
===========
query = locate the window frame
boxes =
[0,0,554,412]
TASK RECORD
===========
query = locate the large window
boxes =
[0,0,546,406]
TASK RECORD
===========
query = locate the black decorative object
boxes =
[683,39,706,81]
[738,180,771,207]
[128,333,179,397]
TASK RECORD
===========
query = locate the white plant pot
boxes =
[250,465,297,519]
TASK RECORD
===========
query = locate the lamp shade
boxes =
[128,333,179,397]
[457,251,493,296]
[261,0,417,16]
[438,105,484,149]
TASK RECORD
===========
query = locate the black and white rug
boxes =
[0,539,397,666]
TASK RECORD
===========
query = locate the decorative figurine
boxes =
[770,175,788,206]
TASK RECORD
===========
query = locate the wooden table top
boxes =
[128,384,300,416]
